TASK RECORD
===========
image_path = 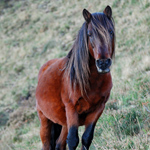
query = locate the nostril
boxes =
[106,58,112,67]
[105,60,109,65]
[96,59,103,66]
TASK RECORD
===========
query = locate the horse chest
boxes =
[88,84,111,105]
[75,78,112,115]
[75,82,111,114]
[89,74,112,101]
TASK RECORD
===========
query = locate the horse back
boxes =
[38,58,59,81]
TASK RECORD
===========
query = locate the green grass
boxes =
[0,0,150,149]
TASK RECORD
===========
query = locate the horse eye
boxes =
[109,30,113,36]
[87,31,92,37]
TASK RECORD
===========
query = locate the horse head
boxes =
[83,6,115,73]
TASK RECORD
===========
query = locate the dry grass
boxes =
[0,0,150,149]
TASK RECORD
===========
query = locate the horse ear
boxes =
[103,5,112,19]
[83,9,92,23]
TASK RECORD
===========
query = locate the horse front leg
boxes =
[81,103,105,150]
[65,102,79,150]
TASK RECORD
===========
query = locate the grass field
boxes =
[0,0,150,149]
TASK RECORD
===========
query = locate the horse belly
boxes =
[37,98,66,125]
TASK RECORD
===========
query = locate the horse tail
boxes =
[50,123,62,149]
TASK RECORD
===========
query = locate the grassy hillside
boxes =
[0,0,150,149]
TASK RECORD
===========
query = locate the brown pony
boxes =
[36,6,115,150]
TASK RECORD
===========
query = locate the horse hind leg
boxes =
[55,126,68,150]
[38,110,62,150]
[38,110,52,150]
[50,123,62,149]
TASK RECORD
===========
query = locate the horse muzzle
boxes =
[96,58,112,73]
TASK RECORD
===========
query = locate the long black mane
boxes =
[66,12,115,95]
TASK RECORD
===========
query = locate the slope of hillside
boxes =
[0,0,150,149]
